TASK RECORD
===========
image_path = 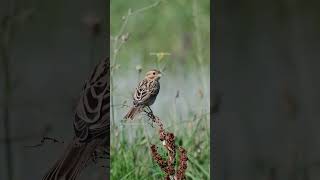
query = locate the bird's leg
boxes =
[146,106,155,119]
[142,106,156,128]
[144,106,156,124]
[143,106,151,116]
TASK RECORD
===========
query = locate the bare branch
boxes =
[24,136,64,148]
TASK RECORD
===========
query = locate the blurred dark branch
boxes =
[0,4,33,179]
[0,135,48,144]
[24,136,64,148]
[0,14,14,180]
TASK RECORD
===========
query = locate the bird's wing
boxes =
[74,57,110,142]
[133,79,159,105]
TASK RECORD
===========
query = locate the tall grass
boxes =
[111,115,209,179]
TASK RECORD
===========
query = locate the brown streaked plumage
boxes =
[124,69,161,120]
[43,57,110,180]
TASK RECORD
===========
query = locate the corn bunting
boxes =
[43,57,109,180]
[124,69,161,120]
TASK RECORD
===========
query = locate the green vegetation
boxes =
[110,0,210,179]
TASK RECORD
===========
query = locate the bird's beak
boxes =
[158,73,162,77]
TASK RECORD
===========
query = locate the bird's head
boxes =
[145,69,162,81]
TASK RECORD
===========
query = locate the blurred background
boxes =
[0,0,108,179]
[110,0,210,179]
[215,0,320,180]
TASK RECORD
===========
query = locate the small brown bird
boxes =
[124,69,162,120]
[43,57,109,180]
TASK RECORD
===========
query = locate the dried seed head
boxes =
[136,65,142,73]
[121,32,129,42]
[175,147,188,180]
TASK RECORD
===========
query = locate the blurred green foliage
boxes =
[111,0,210,71]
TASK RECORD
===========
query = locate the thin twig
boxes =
[24,136,65,148]
[131,1,162,15]
[1,15,14,180]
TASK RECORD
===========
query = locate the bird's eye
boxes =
[153,72,156,75]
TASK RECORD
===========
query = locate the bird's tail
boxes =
[42,139,98,180]
[124,106,141,120]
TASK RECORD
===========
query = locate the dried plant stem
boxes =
[131,1,162,16]
[148,114,188,180]
[0,2,30,179]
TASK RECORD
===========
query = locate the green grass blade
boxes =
[120,169,136,180]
